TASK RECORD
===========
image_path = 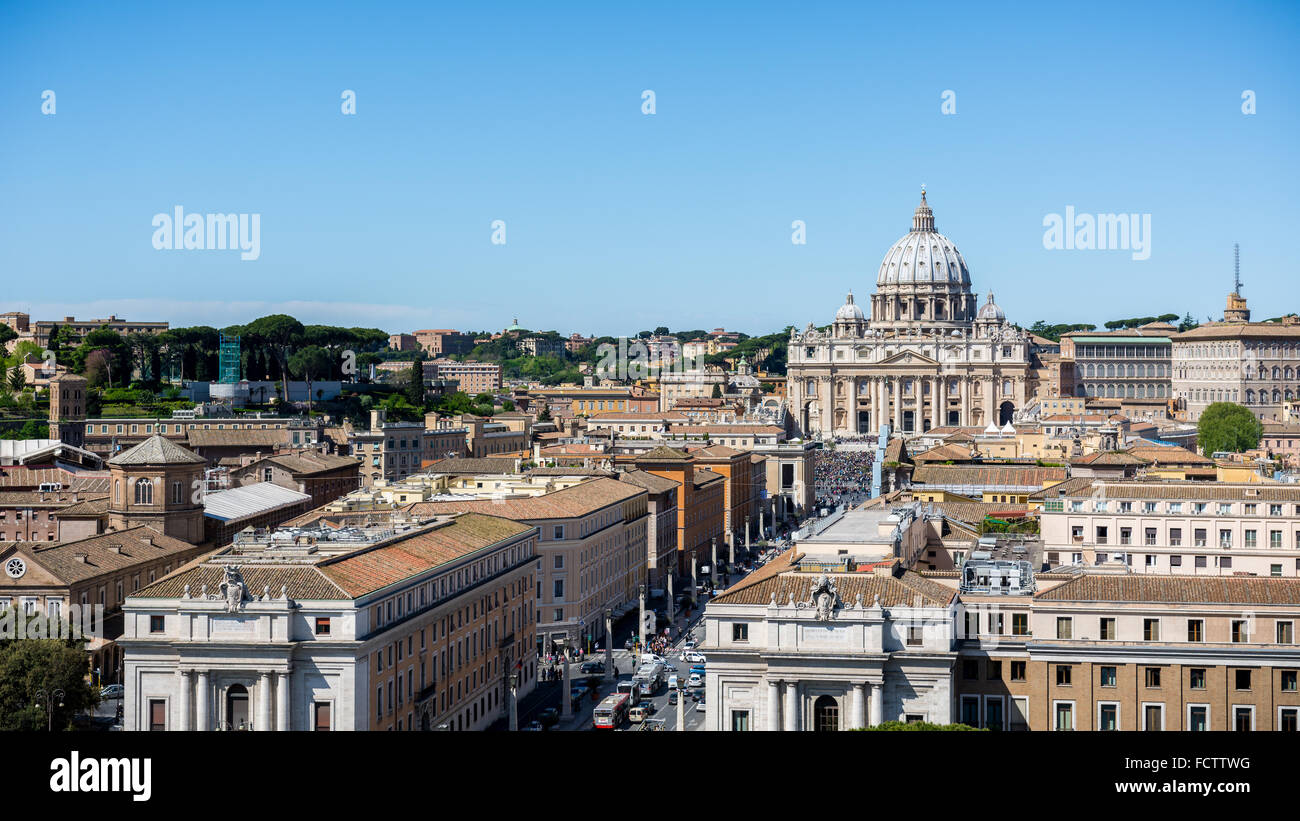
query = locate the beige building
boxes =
[787,191,1033,438]
[1039,479,1300,577]
[1172,292,1300,423]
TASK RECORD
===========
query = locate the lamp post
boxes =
[638,584,647,650]
[34,688,66,732]
[604,609,614,681]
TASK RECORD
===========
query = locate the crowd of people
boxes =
[814,448,875,498]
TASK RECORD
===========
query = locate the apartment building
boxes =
[620,469,680,591]
[229,452,361,509]
[120,513,538,731]
[82,415,320,461]
[693,445,766,556]
[1060,326,1174,410]
[1173,303,1300,423]
[348,412,427,487]
[530,386,659,417]
[634,447,725,575]
[1039,480,1300,576]
[0,488,107,542]
[427,360,501,394]
[31,314,169,349]
[406,478,650,656]
[412,329,475,357]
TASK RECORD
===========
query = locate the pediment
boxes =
[877,350,940,366]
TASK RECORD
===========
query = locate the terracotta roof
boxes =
[0,468,110,492]
[186,429,290,449]
[1070,451,1149,466]
[883,438,910,465]
[1048,480,1300,502]
[693,445,745,459]
[240,453,359,476]
[931,500,1026,526]
[912,443,973,463]
[424,457,518,475]
[8,526,207,585]
[108,435,205,466]
[712,561,954,608]
[1028,477,1097,498]
[1174,322,1300,340]
[911,465,1065,488]
[1124,444,1213,466]
[589,411,687,421]
[636,446,692,462]
[619,469,679,494]
[319,513,534,597]
[51,497,110,516]
[693,468,726,487]
[407,477,646,521]
[134,561,350,601]
[0,490,105,508]
[1037,574,1300,605]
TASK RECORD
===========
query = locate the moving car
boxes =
[689,665,706,677]
[668,690,680,705]
[100,684,124,699]
[579,661,605,675]
[683,652,707,664]
[539,707,560,727]
[686,673,704,688]
[628,706,650,724]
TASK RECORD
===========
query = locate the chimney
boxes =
[74,552,89,563]
[141,535,153,546]
[108,543,124,554]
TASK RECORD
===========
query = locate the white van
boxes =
[667,674,679,690]
[640,653,665,665]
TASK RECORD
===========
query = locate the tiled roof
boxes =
[0,490,105,507]
[51,497,110,516]
[319,513,534,597]
[619,469,679,494]
[1070,451,1149,466]
[712,560,954,608]
[636,446,691,462]
[134,561,350,601]
[589,411,687,421]
[883,438,909,465]
[911,465,1065,488]
[423,457,518,475]
[1027,477,1097,499]
[108,435,206,465]
[1051,480,1300,502]
[1174,322,1300,340]
[693,468,726,487]
[1036,574,1300,605]
[912,444,972,463]
[243,453,359,476]
[187,429,291,448]
[1124,445,1213,466]
[693,445,745,459]
[407,477,646,521]
[0,468,110,492]
[11,526,207,585]
[931,501,1026,526]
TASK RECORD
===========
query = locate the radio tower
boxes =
[1233,243,1242,296]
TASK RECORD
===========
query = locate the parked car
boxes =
[579,661,605,675]
[683,652,707,664]
[697,698,706,712]
[100,684,124,700]
[681,640,698,651]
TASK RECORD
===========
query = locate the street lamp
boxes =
[508,673,519,732]
[34,688,66,732]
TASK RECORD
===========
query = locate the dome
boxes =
[977,291,1005,321]
[835,291,865,322]
[876,190,971,287]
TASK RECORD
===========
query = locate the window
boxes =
[1187,620,1204,642]
[314,702,332,731]
[1056,617,1072,639]
[1189,668,1206,689]
[1100,666,1117,687]
[730,710,751,731]
[1231,620,1248,643]
[315,617,331,636]
[732,623,748,642]
[1144,667,1161,688]
[1098,703,1119,731]
[553,525,564,540]
[1012,613,1029,636]
[960,696,980,727]
[1280,707,1299,732]
[1278,621,1295,644]
[1056,665,1072,686]
[149,615,165,633]
[963,660,979,680]
[1099,618,1116,640]
[1233,706,1254,731]
[1144,619,1160,641]
[1169,528,1181,547]
[1010,661,1026,682]
[987,661,1002,681]
[1282,671,1298,692]
[148,699,167,731]
[553,579,564,599]
[1054,702,1074,731]
[1143,704,1164,731]
[1188,705,1209,732]
[1235,669,1252,691]
[553,555,563,569]
[906,626,923,646]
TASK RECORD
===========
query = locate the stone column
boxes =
[984,376,995,425]
[869,682,883,727]
[929,376,941,431]
[939,377,949,427]
[258,672,272,731]
[728,531,735,567]
[852,683,867,730]
[745,516,751,554]
[690,554,697,594]
[768,678,782,731]
[638,585,647,649]
[892,377,902,433]
[178,670,192,732]
[876,378,886,434]
[667,573,675,624]
[195,671,210,731]
[960,377,970,427]
[783,680,799,731]
[710,537,717,580]
[275,671,290,731]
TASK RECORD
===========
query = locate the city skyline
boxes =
[2,1,1298,334]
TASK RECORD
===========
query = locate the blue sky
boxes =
[1,0,1297,337]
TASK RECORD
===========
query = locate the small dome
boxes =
[978,292,1005,321]
[835,291,865,322]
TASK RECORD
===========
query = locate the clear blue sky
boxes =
[2,0,1297,337]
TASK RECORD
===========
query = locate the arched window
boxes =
[134,478,153,505]
[1002,380,1012,395]
[1246,389,1255,404]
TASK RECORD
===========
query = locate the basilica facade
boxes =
[786,190,1033,439]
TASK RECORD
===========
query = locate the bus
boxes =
[593,693,630,729]
[615,679,643,705]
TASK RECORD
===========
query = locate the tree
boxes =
[406,357,425,407]
[653,326,670,336]
[1197,402,1263,456]
[1178,313,1200,332]
[861,721,982,731]
[289,345,333,415]
[245,315,304,403]
[501,399,515,411]
[7,366,25,394]
[0,324,16,349]
[0,629,99,731]
[711,383,723,399]
[537,405,552,422]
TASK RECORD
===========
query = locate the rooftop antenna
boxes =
[1233,243,1242,296]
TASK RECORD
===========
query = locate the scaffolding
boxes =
[218,333,241,384]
